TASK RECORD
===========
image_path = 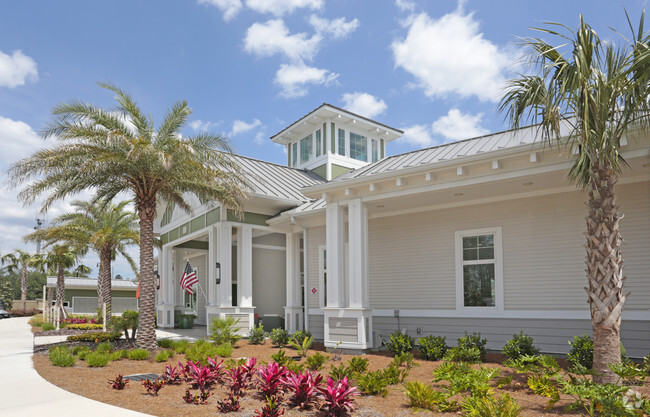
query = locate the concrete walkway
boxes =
[0,317,151,417]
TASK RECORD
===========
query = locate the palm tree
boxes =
[32,245,80,317]
[500,12,650,383]
[26,199,139,325]
[2,249,36,310]
[9,83,249,349]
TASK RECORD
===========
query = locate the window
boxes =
[455,227,503,310]
[292,142,298,166]
[316,129,322,157]
[349,132,367,161]
[319,246,327,308]
[371,139,378,162]
[338,129,345,156]
[300,134,312,164]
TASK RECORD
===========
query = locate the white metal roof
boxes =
[46,276,138,289]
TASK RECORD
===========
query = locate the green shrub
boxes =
[432,362,499,398]
[209,316,241,345]
[247,323,266,344]
[66,323,104,330]
[306,352,328,371]
[503,332,540,361]
[288,335,313,357]
[270,349,290,366]
[291,329,312,344]
[111,310,138,344]
[185,340,219,365]
[173,339,190,354]
[418,335,448,361]
[347,356,369,374]
[457,331,488,362]
[72,345,92,360]
[127,349,150,360]
[386,330,415,356]
[444,346,482,363]
[393,352,417,369]
[269,328,290,347]
[155,350,175,362]
[285,360,305,374]
[568,334,593,369]
[355,369,390,397]
[404,380,455,412]
[329,363,352,381]
[382,362,410,385]
[95,342,114,354]
[462,393,522,417]
[157,338,174,349]
[49,346,76,367]
[42,322,56,331]
[215,343,234,358]
[67,331,122,343]
[111,349,129,361]
[86,352,112,367]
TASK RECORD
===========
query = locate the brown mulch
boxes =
[33,340,647,417]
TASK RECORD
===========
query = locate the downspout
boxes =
[291,216,309,331]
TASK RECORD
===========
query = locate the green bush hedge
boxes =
[67,331,122,342]
[418,335,448,361]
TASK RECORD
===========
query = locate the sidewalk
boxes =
[0,317,151,417]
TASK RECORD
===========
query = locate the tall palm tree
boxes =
[9,83,248,349]
[32,245,80,317]
[500,12,650,383]
[2,249,36,310]
[26,199,139,325]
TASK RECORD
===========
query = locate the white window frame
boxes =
[318,245,327,308]
[454,227,503,312]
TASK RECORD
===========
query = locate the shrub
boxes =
[285,370,323,409]
[457,331,488,362]
[256,361,288,398]
[271,350,290,366]
[329,363,352,381]
[216,342,234,358]
[270,328,290,347]
[217,394,241,412]
[503,332,540,361]
[111,349,129,361]
[306,352,328,371]
[66,323,103,330]
[7,308,40,317]
[444,346,482,363]
[393,352,417,369]
[254,395,285,417]
[386,330,415,356]
[111,310,138,344]
[182,389,213,405]
[248,323,267,345]
[108,374,129,390]
[157,338,174,349]
[142,379,165,396]
[173,339,190,354]
[404,380,454,412]
[86,352,112,367]
[291,329,312,344]
[462,393,522,417]
[186,361,219,391]
[433,362,500,398]
[155,350,175,362]
[72,345,92,360]
[42,322,56,331]
[67,331,122,342]
[288,335,313,357]
[209,316,241,345]
[127,349,150,360]
[568,334,593,369]
[317,377,359,417]
[347,356,369,374]
[49,346,76,367]
[355,369,390,397]
[418,335,448,361]
[285,360,305,374]
[186,340,219,365]
[382,362,410,385]
[95,342,114,354]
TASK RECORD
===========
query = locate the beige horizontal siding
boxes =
[329,317,358,343]
[309,314,324,340]
[252,246,286,318]
[307,226,325,308]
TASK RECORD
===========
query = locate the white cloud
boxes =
[0,116,44,164]
[274,63,339,98]
[309,15,359,39]
[0,50,38,88]
[246,0,323,16]
[197,0,243,21]
[391,8,513,102]
[189,119,220,132]
[254,131,266,145]
[230,118,262,136]
[244,19,321,62]
[431,108,488,141]
[400,124,436,147]
[340,92,387,118]
[395,0,416,12]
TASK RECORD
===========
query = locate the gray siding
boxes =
[307,226,326,308]
[309,314,324,340]
[372,316,650,358]
[329,317,358,343]
[228,314,250,336]
[252,246,286,318]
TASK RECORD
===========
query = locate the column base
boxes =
[284,306,304,333]
[324,308,373,350]
[156,304,175,328]
[206,306,255,336]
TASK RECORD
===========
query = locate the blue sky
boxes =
[0,0,645,278]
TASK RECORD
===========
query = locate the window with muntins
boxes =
[349,132,367,161]
[371,139,378,162]
[300,134,312,164]
[338,129,345,156]
[292,142,298,166]
[316,129,322,157]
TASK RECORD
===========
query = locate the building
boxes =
[47,276,139,314]
[154,103,650,358]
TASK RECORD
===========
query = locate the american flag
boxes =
[180,261,198,295]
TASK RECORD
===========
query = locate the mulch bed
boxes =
[33,340,649,417]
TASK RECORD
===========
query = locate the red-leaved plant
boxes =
[254,395,285,417]
[142,379,166,396]
[256,362,288,398]
[161,364,183,385]
[225,365,250,396]
[182,389,213,405]
[317,377,359,417]
[207,357,225,376]
[108,374,129,390]
[186,361,219,390]
[241,357,258,383]
[217,394,241,412]
[284,370,323,409]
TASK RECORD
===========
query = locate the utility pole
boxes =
[34,218,44,253]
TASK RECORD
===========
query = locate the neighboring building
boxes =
[154,103,650,358]
[47,276,139,314]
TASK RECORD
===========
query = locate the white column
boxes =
[348,198,369,308]
[208,225,218,305]
[285,233,301,308]
[239,225,253,308]
[161,246,174,304]
[217,223,232,307]
[326,202,345,307]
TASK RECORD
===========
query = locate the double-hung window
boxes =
[371,139,379,162]
[292,142,298,166]
[300,134,313,164]
[338,129,346,156]
[349,132,367,161]
[315,129,322,157]
[455,227,503,310]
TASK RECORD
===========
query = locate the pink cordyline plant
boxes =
[256,362,288,398]
[317,377,359,417]
[284,370,323,409]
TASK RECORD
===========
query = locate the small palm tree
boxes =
[32,245,80,317]
[2,249,36,310]
[26,199,139,325]
[500,11,650,383]
[10,83,248,349]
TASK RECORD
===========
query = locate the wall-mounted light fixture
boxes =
[215,262,221,284]
[154,269,160,290]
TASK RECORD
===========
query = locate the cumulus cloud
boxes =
[341,92,387,118]
[431,108,488,141]
[230,118,262,136]
[197,0,243,21]
[189,119,221,132]
[391,6,513,102]
[309,15,359,39]
[246,0,323,16]
[0,50,38,88]
[244,19,321,62]
[275,63,339,98]
[254,131,266,145]
[395,0,416,12]
[0,116,44,164]
[400,124,436,147]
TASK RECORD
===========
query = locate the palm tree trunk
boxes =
[97,258,104,310]
[56,266,65,319]
[136,199,157,350]
[586,159,626,384]
[21,265,27,311]
[100,248,113,326]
